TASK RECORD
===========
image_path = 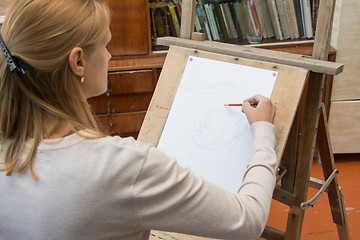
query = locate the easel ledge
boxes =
[157,37,343,76]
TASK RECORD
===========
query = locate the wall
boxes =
[0,0,11,14]
[0,0,12,23]
[329,0,360,153]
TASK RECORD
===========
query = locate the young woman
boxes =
[0,0,277,239]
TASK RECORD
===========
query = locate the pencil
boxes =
[224,103,257,107]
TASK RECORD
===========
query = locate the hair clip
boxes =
[0,32,28,74]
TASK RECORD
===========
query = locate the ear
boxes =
[68,47,86,77]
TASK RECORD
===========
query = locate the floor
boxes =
[265,154,360,239]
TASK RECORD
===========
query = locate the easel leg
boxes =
[284,71,350,239]
[284,72,324,239]
[317,104,350,239]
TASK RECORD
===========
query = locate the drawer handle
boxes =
[106,81,110,96]
[109,120,114,128]
[107,100,111,115]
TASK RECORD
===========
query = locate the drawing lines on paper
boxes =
[157,56,277,192]
[192,82,249,151]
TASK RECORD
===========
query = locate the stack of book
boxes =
[159,0,318,43]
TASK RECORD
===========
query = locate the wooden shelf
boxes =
[108,53,166,72]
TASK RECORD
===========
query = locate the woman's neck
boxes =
[47,122,74,139]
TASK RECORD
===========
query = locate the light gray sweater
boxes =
[0,121,277,240]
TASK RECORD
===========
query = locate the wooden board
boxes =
[157,37,343,75]
[138,45,308,240]
[329,101,360,153]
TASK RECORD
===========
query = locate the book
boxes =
[228,2,245,40]
[167,3,181,37]
[196,2,213,40]
[220,3,233,39]
[300,0,313,38]
[284,0,299,38]
[204,3,220,40]
[293,0,305,37]
[275,0,291,39]
[170,0,182,24]
[194,12,203,33]
[166,8,177,37]
[214,2,230,40]
[253,0,274,38]
[233,1,250,39]
[224,3,238,39]
[175,1,182,22]
[267,0,284,40]
[211,3,226,40]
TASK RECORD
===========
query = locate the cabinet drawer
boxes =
[108,69,156,95]
[89,93,152,114]
[96,111,146,138]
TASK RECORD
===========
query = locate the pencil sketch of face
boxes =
[193,83,248,150]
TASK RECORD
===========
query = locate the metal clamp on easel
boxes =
[276,167,287,185]
[300,169,339,209]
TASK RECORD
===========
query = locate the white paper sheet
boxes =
[157,56,277,192]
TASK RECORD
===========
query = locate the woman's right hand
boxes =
[242,94,276,125]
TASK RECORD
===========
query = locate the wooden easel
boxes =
[141,0,350,239]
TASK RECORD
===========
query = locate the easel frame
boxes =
[141,0,350,239]
[139,45,309,161]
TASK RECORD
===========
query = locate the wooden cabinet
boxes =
[88,70,156,114]
[89,0,163,138]
[88,69,158,138]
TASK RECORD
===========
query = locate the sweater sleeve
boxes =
[133,121,277,240]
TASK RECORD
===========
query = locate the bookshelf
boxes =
[88,0,333,139]
[150,0,319,51]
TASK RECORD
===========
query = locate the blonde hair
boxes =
[0,0,111,179]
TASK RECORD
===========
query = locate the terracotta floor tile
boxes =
[263,154,360,239]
